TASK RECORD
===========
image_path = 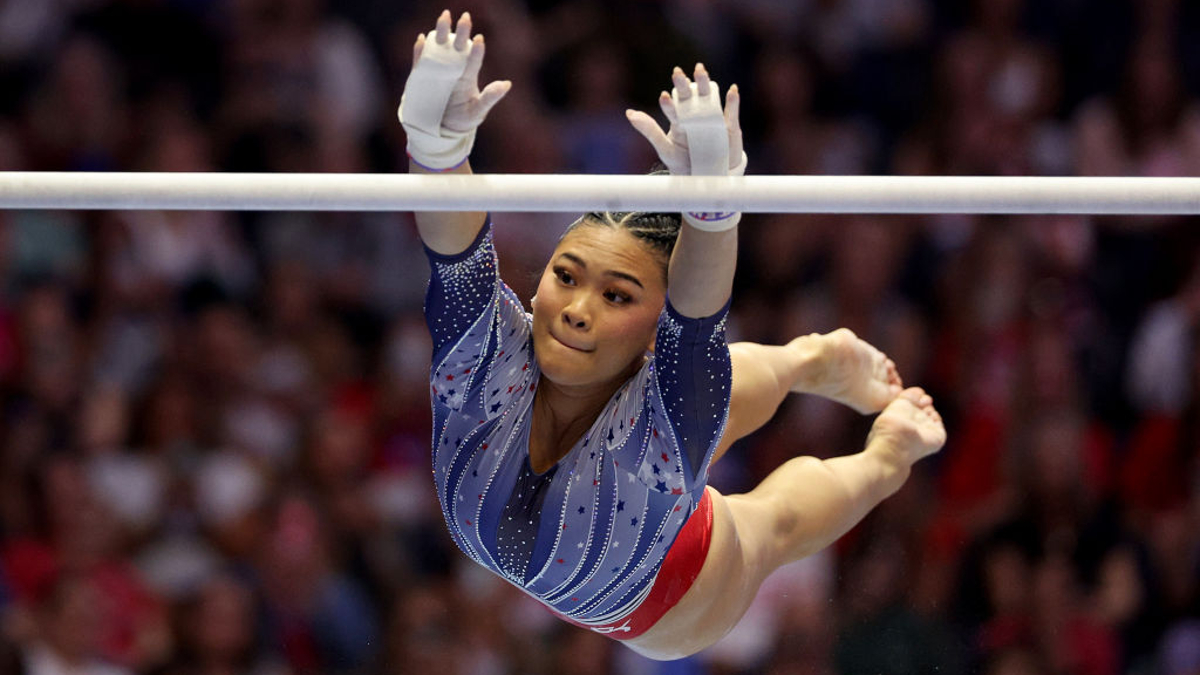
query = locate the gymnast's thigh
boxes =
[622,487,779,660]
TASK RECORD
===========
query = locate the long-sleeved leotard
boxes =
[424,221,731,628]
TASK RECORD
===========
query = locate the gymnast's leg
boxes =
[713,328,903,466]
[624,388,946,660]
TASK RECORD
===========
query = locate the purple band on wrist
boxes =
[407,153,468,172]
[686,211,738,221]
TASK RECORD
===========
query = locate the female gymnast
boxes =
[401,10,947,660]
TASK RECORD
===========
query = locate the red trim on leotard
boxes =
[560,488,714,640]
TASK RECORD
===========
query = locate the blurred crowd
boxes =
[0,0,1198,673]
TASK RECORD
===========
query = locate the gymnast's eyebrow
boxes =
[557,252,646,290]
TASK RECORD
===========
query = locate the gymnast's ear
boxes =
[530,294,538,307]
[646,335,655,354]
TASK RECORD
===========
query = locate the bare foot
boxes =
[791,328,903,414]
[866,387,946,465]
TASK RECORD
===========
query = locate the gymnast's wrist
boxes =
[681,151,747,231]
[399,98,477,171]
[683,210,740,231]
[404,126,476,171]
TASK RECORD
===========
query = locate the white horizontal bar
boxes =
[1,172,1199,214]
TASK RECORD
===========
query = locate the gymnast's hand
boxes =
[399,10,512,170]
[627,64,746,230]
[626,64,746,178]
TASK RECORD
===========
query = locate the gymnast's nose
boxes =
[561,295,591,330]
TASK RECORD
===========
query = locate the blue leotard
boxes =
[424,221,731,627]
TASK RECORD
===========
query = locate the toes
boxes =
[885,358,902,385]
[873,355,888,379]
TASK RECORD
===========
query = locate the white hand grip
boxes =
[672,81,729,177]
[399,31,476,169]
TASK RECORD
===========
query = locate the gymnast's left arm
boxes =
[627,64,746,319]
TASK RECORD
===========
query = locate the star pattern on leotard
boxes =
[425,223,730,626]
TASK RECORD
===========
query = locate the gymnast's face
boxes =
[532,224,667,390]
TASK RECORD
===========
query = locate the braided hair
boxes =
[560,170,681,280]
[559,211,679,287]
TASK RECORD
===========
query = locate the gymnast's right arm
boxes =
[400,10,511,255]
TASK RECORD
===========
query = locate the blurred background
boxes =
[0,0,1198,673]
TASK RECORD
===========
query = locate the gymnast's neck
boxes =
[528,364,638,473]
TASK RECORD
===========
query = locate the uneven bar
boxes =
[1,172,1199,214]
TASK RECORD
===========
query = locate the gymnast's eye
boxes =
[553,266,575,285]
[604,289,631,305]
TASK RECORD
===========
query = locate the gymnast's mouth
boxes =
[551,333,593,353]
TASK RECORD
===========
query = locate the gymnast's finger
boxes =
[725,85,741,130]
[454,12,472,51]
[627,109,674,156]
[435,9,451,44]
[694,63,711,97]
[414,33,425,62]
[672,67,691,100]
[657,92,679,126]
[478,80,513,114]
[463,34,486,81]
